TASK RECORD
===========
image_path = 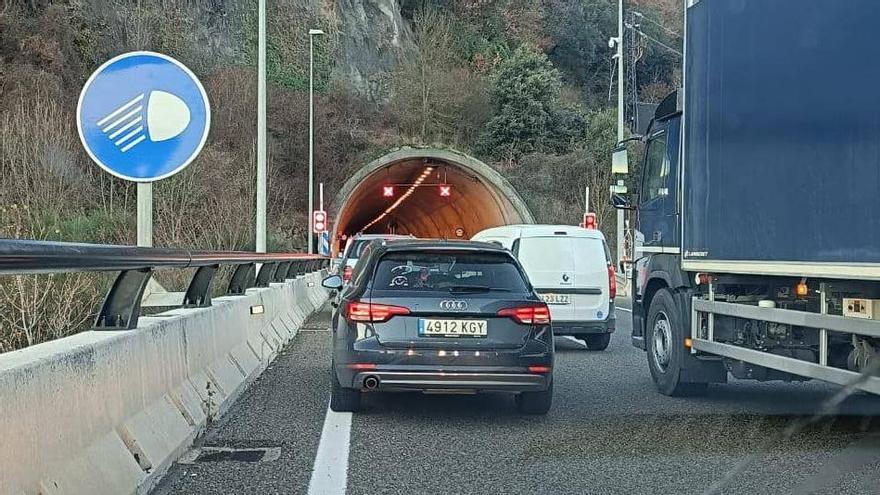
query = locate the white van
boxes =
[472,225,616,350]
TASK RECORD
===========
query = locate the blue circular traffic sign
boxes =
[77,51,211,182]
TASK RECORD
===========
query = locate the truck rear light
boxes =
[342,265,353,282]
[344,300,410,323]
[694,272,712,285]
[498,304,551,325]
[528,365,552,374]
[607,264,617,300]
[796,279,809,297]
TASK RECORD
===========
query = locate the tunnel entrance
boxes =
[333,147,534,249]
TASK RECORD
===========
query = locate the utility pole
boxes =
[629,10,640,134]
[616,0,625,269]
[256,0,267,253]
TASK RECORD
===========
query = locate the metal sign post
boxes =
[137,183,153,247]
[317,183,330,256]
[77,51,211,248]
[584,186,590,215]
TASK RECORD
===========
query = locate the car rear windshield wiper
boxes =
[445,285,512,292]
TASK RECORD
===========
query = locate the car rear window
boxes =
[517,237,606,272]
[346,240,371,259]
[371,251,529,293]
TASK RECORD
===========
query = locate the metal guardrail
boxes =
[0,239,329,330]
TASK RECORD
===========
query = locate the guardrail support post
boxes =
[94,268,153,330]
[274,261,292,282]
[284,261,298,279]
[227,263,256,295]
[184,264,219,307]
[256,262,277,287]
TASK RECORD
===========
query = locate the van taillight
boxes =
[497,304,551,325]
[343,301,410,323]
[608,264,617,300]
[342,265,353,282]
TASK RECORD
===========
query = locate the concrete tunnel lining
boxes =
[332,147,534,248]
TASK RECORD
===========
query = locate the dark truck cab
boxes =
[613,0,880,397]
[624,93,684,350]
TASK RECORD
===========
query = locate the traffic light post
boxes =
[579,186,597,230]
[312,210,327,232]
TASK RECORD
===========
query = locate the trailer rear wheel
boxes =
[646,288,708,396]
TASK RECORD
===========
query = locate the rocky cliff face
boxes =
[335,0,413,102]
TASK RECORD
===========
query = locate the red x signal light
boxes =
[439,185,451,197]
[382,185,394,197]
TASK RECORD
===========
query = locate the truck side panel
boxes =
[683,0,880,265]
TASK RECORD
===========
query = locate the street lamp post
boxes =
[256,0,267,253]
[307,28,325,254]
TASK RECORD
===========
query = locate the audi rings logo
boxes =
[440,300,468,311]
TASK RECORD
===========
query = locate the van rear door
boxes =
[516,236,610,322]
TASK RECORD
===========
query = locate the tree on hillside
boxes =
[390,8,491,147]
[504,108,618,250]
[480,45,582,160]
[543,0,616,104]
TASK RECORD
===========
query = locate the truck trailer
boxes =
[613,0,880,396]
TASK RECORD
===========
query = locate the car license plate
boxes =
[541,293,571,305]
[419,319,487,337]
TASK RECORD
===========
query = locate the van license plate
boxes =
[541,293,571,305]
[419,319,487,337]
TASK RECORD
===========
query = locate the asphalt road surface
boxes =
[154,301,880,495]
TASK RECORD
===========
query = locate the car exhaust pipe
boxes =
[363,375,380,390]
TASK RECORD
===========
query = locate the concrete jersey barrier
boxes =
[0,271,329,494]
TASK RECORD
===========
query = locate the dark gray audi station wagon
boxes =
[322,240,554,414]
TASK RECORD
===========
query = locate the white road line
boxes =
[617,307,632,313]
[96,93,144,126]
[307,405,352,495]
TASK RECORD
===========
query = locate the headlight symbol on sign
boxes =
[97,91,191,153]
[77,51,210,183]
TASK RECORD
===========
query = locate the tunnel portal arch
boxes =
[332,147,534,246]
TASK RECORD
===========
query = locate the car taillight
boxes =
[497,304,551,325]
[343,301,410,323]
[608,264,617,300]
[528,365,552,374]
[347,363,377,370]
[342,265,353,282]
